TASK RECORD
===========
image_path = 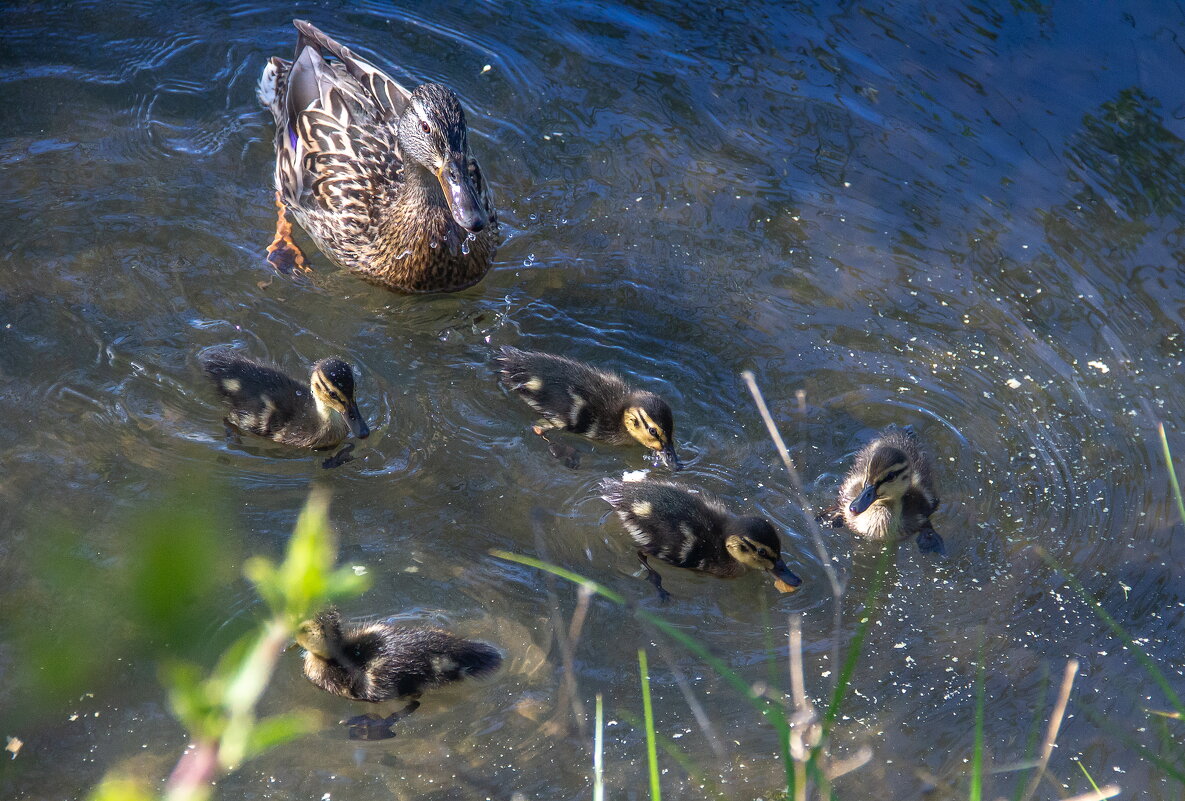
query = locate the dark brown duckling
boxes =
[599,475,801,601]
[496,346,680,468]
[834,425,944,554]
[295,608,502,739]
[200,347,368,449]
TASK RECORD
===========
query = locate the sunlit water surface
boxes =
[2,1,1184,799]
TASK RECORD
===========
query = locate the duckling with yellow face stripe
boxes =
[837,425,944,554]
[599,475,802,600]
[200,347,369,449]
[496,346,680,468]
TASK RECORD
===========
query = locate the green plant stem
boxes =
[1039,548,1185,717]
[970,637,985,801]
[1158,423,1185,526]
[594,693,605,801]
[639,649,661,801]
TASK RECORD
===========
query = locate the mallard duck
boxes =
[258,20,498,292]
[599,475,801,600]
[496,346,680,469]
[834,425,944,554]
[296,608,502,739]
[200,347,369,449]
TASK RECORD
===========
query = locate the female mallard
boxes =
[832,425,944,554]
[258,20,498,292]
[599,475,801,600]
[200,347,368,449]
[296,608,502,739]
[496,346,680,468]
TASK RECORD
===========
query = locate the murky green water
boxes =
[2,1,1184,798]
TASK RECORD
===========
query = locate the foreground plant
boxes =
[89,489,369,801]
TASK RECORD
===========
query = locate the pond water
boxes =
[2,0,1184,799]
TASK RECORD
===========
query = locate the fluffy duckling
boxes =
[296,609,502,739]
[496,346,680,469]
[835,425,944,554]
[599,475,801,600]
[200,348,369,449]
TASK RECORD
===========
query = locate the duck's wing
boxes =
[273,22,409,222]
[291,20,412,120]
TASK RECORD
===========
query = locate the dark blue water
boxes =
[2,1,1184,798]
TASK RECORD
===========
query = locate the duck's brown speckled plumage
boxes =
[259,20,498,293]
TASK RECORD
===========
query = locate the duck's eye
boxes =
[647,427,659,438]
[419,120,431,134]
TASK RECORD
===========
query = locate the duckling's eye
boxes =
[647,427,659,438]
[419,120,431,134]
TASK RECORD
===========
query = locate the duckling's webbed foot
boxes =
[916,526,946,556]
[345,713,397,740]
[344,699,421,741]
[815,507,844,528]
[532,425,580,468]
[265,191,312,276]
[322,443,355,469]
[637,551,672,603]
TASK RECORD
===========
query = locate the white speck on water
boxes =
[1006,378,1022,389]
[352,565,367,575]
[1087,360,1110,373]
[480,64,491,74]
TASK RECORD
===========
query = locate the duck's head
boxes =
[295,608,344,659]
[725,517,802,589]
[398,83,489,234]
[622,392,680,469]
[849,446,912,515]
[310,358,369,439]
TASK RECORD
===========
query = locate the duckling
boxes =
[495,346,680,469]
[199,347,369,449]
[599,475,802,600]
[295,608,502,739]
[834,425,944,554]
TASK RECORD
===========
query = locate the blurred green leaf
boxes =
[87,774,155,801]
[244,710,321,760]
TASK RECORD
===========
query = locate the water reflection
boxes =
[2,0,1184,799]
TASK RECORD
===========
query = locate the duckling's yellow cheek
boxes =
[631,501,652,518]
[222,378,241,393]
[524,376,543,392]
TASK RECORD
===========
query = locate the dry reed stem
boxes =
[741,372,844,679]
[1058,785,1120,801]
[1019,659,1080,801]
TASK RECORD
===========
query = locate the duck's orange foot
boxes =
[265,191,312,276]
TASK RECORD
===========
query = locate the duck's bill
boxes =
[848,483,877,515]
[345,402,370,439]
[439,155,488,233]
[770,560,802,593]
[659,443,682,471]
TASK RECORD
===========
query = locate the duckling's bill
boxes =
[439,155,487,233]
[849,483,877,515]
[659,442,682,471]
[770,560,802,594]
[346,401,370,439]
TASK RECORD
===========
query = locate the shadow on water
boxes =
[1,0,1184,798]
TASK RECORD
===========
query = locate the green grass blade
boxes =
[1074,758,1102,793]
[1038,548,1185,717]
[1159,423,1185,526]
[970,638,985,801]
[490,550,792,740]
[639,649,662,801]
[1011,666,1049,801]
[594,693,605,801]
